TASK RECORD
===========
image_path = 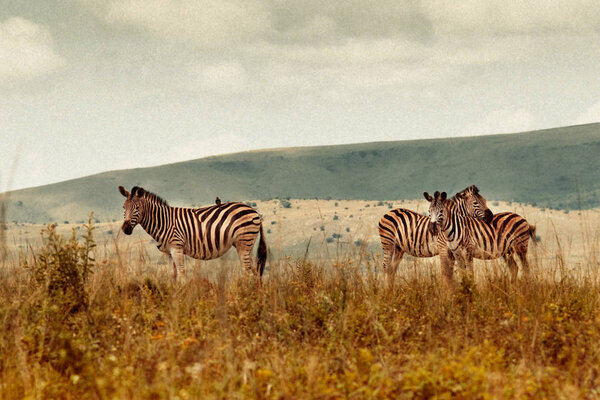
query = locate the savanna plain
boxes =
[1,199,600,399]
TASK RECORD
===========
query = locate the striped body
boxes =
[379,208,439,260]
[119,186,267,281]
[439,211,531,260]
[143,202,262,260]
[428,191,535,281]
[379,186,493,277]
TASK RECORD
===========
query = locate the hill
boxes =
[3,123,600,223]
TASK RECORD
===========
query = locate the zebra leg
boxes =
[389,248,403,282]
[454,249,469,278]
[439,247,455,284]
[504,253,518,283]
[234,239,259,280]
[382,245,403,285]
[465,254,475,280]
[169,248,185,282]
[516,246,530,275]
[381,241,394,274]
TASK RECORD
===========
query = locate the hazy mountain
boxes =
[4,123,599,224]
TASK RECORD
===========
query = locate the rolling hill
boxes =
[3,123,600,224]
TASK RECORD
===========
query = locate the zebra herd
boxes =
[118,184,535,283]
[380,185,535,283]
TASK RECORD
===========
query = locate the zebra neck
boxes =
[139,201,172,244]
[439,208,454,235]
[447,198,466,214]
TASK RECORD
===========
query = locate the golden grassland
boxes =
[1,200,600,399]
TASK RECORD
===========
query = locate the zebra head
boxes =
[456,185,493,223]
[423,191,447,234]
[119,185,146,235]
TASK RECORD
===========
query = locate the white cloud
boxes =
[0,17,64,83]
[462,107,535,136]
[574,100,600,125]
[97,0,271,48]
[77,1,600,102]
[189,62,248,93]
[422,0,600,36]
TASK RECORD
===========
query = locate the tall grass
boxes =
[1,220,600,399]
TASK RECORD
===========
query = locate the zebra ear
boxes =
[441,192,447,200]
[133,187,145,197]
[423,192,433,202]
[471,185,479,194]
[118,186,130,198]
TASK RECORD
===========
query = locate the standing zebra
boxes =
[119,186,267,281]
[378,185,493,280]
[425,190,535,282]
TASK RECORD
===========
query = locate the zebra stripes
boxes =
[119,186,267,281]
[378,185,493,278]
[426,190,535,281]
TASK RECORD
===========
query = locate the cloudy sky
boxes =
[2,1,600,191]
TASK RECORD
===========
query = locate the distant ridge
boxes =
[4,123,600,223]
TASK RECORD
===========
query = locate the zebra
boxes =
[378,185,493,280]
[118,186,267,281]
[425,190,536,282]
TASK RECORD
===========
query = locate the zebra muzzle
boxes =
[484,209,494,224]
[428,222,438,235]
[122,221,134,235]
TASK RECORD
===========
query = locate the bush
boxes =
[279,199,292,209]
[23,214,96,310]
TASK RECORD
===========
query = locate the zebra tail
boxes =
[528,224,538,245]
[257,224,268,276]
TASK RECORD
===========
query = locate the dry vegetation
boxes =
[1,201,600,399]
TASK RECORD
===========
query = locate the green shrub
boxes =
[279,199,292,209]
[23,213,96,309]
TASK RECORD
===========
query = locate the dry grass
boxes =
[1,215,600,399]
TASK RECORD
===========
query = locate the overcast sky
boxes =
[2,1,600,191]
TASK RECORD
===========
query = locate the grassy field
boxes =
[1,201,600,399]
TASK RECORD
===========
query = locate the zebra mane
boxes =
[449,193,461,202]
[131,186,169,206]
